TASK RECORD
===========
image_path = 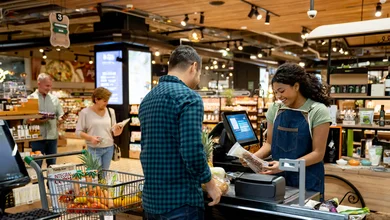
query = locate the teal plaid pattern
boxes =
[139,75,211,214]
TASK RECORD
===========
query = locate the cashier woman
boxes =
[244,63,331,199]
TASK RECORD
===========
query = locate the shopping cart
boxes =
[24,150,144,220]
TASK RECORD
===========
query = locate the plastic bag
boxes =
[202,175,230,195]
[227,142,268,173]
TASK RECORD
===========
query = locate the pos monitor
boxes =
[0,120,30,213]
[221,111,259,147]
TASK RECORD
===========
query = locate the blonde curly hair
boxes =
[92,87,112,103]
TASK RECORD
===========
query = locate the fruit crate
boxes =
[24,150,144,219]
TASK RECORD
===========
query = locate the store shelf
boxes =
[337,123,390,130]
[0,114,43,120]
[15,137,44,144]
[330,95,387,100]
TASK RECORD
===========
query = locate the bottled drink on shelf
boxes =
[386,73,390,96]
[379,105,385,127]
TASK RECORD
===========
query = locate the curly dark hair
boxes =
[271,63,331,106]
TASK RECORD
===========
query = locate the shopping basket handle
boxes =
[24,149,87,165]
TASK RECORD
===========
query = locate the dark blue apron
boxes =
[271,105,325,200]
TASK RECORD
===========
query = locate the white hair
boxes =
[37,73,53,82]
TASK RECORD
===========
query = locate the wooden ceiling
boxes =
[35,0,386,34]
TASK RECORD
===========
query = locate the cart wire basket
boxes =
[24,150,144,220]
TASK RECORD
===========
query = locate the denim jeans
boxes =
[87,146,114,170]
[31,139,58,167]
[145,205,204,220]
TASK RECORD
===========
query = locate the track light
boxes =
[303,41,309,52]
[299,62,305,67]
[376,3,382,17]
[250,55,257,60]
[205,66,209,70]
[265,12,270,25]
[254,9,262,20]
[89,57,93,64]
[181,14,189,26]
[56,48,61,52]
[248,6,256,18]
[257,52,263,58]
[229,72,233,77]
[339,48,344,54]
[332,43,338,52]
[39,48,44,53]
[344,51,349,55]
[74,55,78,62]
[200,12,205,24]
[42,52,47,60]
[213,60,218,65]
[384,54,388,62]
[222,64,226,68]
[152,60,156,64]
[321,40,326,45]
[301,27,309,39]
[155,50,160,56]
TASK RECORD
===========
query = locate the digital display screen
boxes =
[226,114,257,143]
[0,122,25,182]
[128,50,151,104]
[96,51,123,105]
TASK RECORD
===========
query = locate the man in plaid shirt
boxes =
[139,45,221,219]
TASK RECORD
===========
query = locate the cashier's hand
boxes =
[205,178,222,206]
[261,161,282,175]
[239,158,248,167]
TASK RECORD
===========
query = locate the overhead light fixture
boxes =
[250,55,257,59]
[383,55,388,62]
[254,9,262,20]
[181,14,189,26]
[258,52,263,58]
[152,60,156,64]
[167,61,169,64]
[344,51,349,55]
[238,41,243,50]
[265,12,270,25]
[332,43,338,52]
[89,57,93,64]
[210,66,214,70]
[214,64,218,69]
[321,40,327,45]
[222,64,226,68]
[226,42,230,51]
[376,3,382,17]
[229,72,233,77]
[205,66,209,70]
[39,48,44,53]
[303,41,309,52]
[339,48,344,54]
[155,50,160,56]
[56,48,61,52]
[213,60,218,65]
[200,12,205,24]
[74,55,78,62]
[301,27,308,39]
[248,6,256,18]
[299,62,305,67]
[42,53,47,60]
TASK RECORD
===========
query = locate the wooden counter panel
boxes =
[325,164,390,213]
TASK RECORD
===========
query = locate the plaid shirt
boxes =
[139,75,211,214]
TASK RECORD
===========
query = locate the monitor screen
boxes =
[222,111,259,147]
[128,50,152,104]
[96,50,123,105]
[0,120,29,189]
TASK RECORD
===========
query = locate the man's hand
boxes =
[205,178,222,206]
[27,118,49,125]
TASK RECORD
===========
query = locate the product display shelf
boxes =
[59,97,92,131]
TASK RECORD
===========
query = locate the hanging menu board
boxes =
[96,51,123,105]
[128,50,152,104]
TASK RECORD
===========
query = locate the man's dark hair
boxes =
[168,45,202,72]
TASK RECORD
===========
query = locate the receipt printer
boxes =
[235,173,286,203]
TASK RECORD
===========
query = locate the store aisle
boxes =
[56,138,144,175]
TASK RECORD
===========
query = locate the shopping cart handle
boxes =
[24,150,87,165]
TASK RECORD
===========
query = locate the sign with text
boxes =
[96,51,123,105]
[49,12,70,48]
[128,50,151,104]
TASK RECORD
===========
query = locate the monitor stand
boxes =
[0,189,11,218]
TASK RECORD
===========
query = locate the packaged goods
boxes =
[227,142,268,173]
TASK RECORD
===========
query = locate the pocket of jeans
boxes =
[276,126,298,152]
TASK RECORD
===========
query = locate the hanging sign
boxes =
[49,12,70,48]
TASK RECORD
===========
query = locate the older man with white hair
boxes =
[27,73,64,167]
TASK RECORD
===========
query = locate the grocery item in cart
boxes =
[47,163,77,212]
[227,142,269,173]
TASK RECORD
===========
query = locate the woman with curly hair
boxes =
[244,63,331,200]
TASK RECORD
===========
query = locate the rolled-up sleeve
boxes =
[75,110,86,138]
[178,95,211,184]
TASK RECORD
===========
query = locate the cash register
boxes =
[0,120,59,220]
[210,111,286,203]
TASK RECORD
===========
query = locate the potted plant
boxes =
[223,89,234,106]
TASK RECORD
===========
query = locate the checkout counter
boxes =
[206,111,349,220]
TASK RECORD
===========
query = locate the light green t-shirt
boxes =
[266,99,331,129]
